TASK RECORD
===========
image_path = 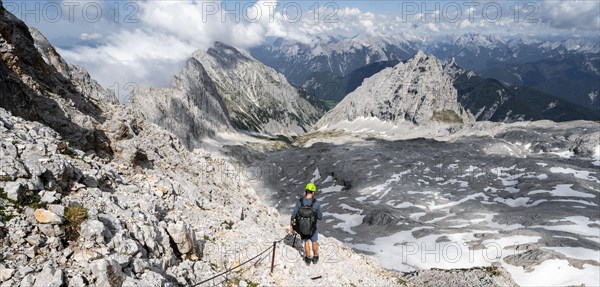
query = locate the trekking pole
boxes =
[292,232,297,247]
[270,241,277,274]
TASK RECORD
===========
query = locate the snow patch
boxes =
[528,184,595,198]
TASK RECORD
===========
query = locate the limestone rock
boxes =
[90,259,125,287]
[166,222,200,257]
[4,181,25,202]
[33,265,63,287]
[79,220,110,244]
[1,268,15,281]
[33,209,64,224]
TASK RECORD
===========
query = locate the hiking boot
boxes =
[304,256,312,265]
[312,255,319,264]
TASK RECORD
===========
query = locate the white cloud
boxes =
[60,0,288,95]
[55,0,600,96]
[79,33,102,40]
[539,0,600,31]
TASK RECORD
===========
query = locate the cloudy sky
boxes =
[5,0,600,96]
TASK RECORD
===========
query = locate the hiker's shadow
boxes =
[282,233,305,257]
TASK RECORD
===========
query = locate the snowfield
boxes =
[242,121,600,287]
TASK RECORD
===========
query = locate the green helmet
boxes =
[305,183,317,193]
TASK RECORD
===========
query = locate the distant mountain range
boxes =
[251,34,600,114]
[309,55,598,123]
[249,35,416,85]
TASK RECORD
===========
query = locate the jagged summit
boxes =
[193,41,254,70]
[316,52,474,129]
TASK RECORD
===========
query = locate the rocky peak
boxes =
[129,56,234,149]
[190,42,323,136]
[316,52,474,129]
[204,41,253,68]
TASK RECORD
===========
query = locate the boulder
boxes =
[33,265,63,287]
[25,234,45,247]
[80,220,110,243]
[18,267,34,276]
[33,209,64,224]
[4,181,25,202]
[166,222,202,258]
[90,259,125,287]
[1,268,15,281]
[20,274,35,287]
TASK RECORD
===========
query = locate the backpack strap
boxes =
[299,197,305,207]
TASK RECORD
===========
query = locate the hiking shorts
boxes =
[300,227,318,243]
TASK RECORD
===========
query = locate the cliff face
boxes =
[316,51,474,129]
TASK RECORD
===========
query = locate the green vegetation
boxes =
[432,109,463,123]
[244,279,258,287]
[0,175,12,181]
[221,220,234,230]
[396,277,408,286]
[0,186,46,209]
[203,235,215,243]
[64,205,88,241]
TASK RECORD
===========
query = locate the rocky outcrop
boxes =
[362,209,400,226]
[316,51,474,129]
[29,28,117,105]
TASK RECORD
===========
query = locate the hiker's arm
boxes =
[316,202,323,220]
[290,201,299,232]
[291,201,299,221]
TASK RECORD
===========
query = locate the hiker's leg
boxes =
[310,228,319,256]
[304,240,311,257]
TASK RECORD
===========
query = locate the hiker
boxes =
[290,183,323,264]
